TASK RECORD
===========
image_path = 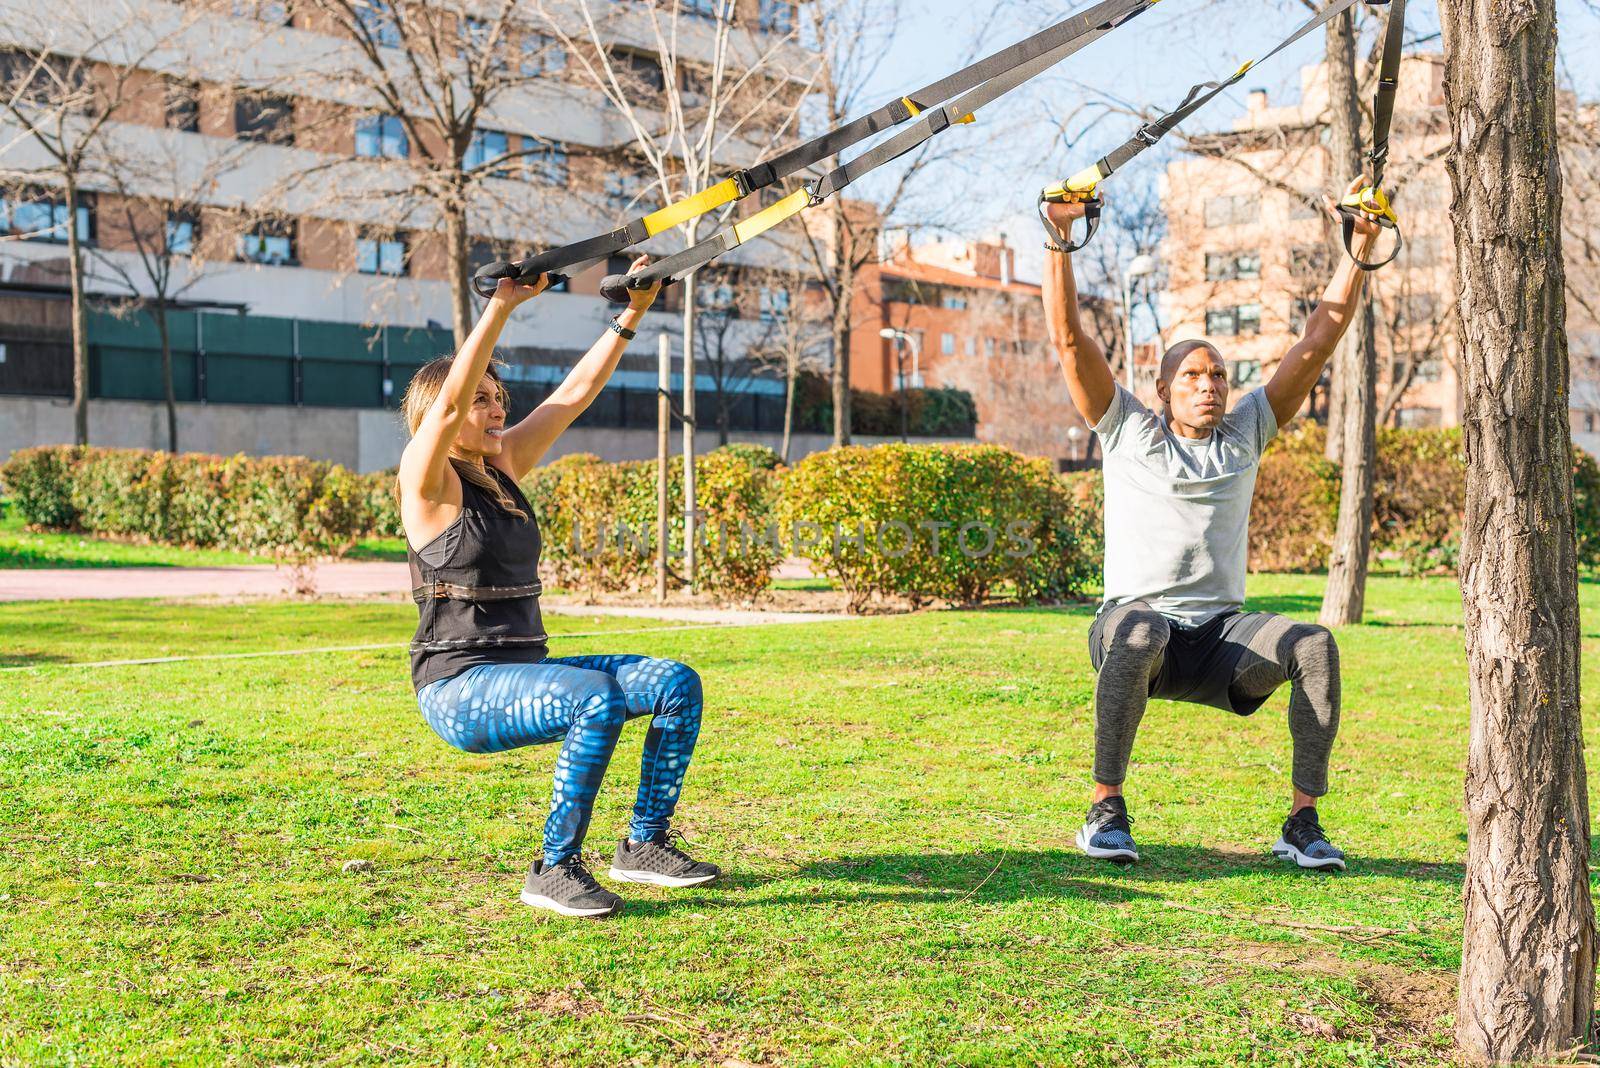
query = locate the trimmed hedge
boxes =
[778,443,1097,611]
[0,446,387,559]
[525,445,783,603]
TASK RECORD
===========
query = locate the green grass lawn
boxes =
[0,507,407,568]
[2,574,1593,1065]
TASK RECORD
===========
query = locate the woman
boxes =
[398,256,717,919]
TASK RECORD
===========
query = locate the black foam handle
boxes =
[472,260,515,299]
[600,273,632,305]
[1038,194,1103,254]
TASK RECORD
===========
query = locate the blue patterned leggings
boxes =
[417,655,703,866]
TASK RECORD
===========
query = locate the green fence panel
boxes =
[303,359,384,408]
[300,321,384,363]
[384,325,454,364]
[205,353,294,404]
[88,309,198,352]
[199,312,294,357]
[92,346,200,402]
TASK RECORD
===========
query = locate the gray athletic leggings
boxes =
[1092,602,1341,796]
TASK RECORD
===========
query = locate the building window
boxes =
[940,332,955,355]
[1289,297,1317,333]
[1204,194,1259,228]
[1414,357,1444,383]
[759,286,789,323]
[0,191,93,245]
[165,214,198,255]
[234,94,294,145]
[526,142,568,185]
[1204,250,1260,281]
[356,2,402,47]
[964,336,975,357]
[1230,359,1261,387]
[521,32,566,76]
[613,50,666,93]
[1206,304,1260,337]
[1397,292,1440,326]
[941,292,967,310]
[232,0,290,24]
[355,114,408,159]
[1289,244,1332,278]
[604,171,636,211]
[758,0,795,34]
[1397,407,1443,428]
[465,128,509,176]
[698,282,736,314]
[356,235,406,276]
[983,337,996,358]
[164,78,200,132]
[237,224,295,265]
[681,0,718,19]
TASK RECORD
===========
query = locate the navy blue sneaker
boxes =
[1075,795,1139,863]
[1272,807,1346,872]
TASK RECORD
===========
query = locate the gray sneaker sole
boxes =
[1075,825,1138,863]
[607,866,719,888]
[519,888,620,917]
[1271,836,1346,871]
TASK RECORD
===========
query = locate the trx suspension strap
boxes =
[596,0,1161,304]
[1336,0,1405,269]
[1038,0,1391,256]
[472,0,1158,299]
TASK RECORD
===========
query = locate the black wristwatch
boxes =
[607,317,636,341]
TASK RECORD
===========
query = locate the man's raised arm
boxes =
[1041,200,1117,427]
[1264,176,1386,427]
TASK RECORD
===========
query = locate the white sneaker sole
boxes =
[607,867,720,888]
[1271,837,1346,871]
[519,889,620,917]
[1075,825,1138,863]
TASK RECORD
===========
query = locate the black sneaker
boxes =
[1272,806,1346,872]
[520,856,623,918]
[608,830,721,888]
[1074,795,1139,863]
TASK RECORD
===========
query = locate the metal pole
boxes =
[681,274,697,592]
[657,332,670,604]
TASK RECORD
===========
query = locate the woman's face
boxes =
[453,376,507,458]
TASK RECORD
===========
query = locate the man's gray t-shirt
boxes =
[1093,384,1278,625]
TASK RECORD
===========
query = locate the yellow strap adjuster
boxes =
[731,188,813,246]
[643,177,743,237]
[1340,185,1399,225]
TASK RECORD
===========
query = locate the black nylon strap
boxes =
[610,0,1156,298]
[1094,0,1364,182]
[412,581,544,603]
[1340,0,1406,270]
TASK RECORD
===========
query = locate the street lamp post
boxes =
[880,327,921,443]
[1121,253,1158,392]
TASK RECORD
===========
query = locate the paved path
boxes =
[0,563,845,626]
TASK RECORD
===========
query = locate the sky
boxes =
[844,0,1600,279]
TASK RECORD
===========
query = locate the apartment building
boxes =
[0,0,818,469]
[852,233,1101,465]
[1162,53,1461,428]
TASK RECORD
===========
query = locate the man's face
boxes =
[1158,346,1230,431]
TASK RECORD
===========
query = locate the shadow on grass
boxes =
[623,847,1463,915]
[0,651,72,668]
[1242,594,1323,615]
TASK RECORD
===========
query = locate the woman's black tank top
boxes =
[407,464,548,690]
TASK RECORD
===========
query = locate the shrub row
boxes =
[0,446,391,558]
[792,372,979,438]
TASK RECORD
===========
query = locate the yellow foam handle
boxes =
[1340,185,1398,224]
[644,178,743,237]
[731,188,813,245]
[1043,163,1105,202]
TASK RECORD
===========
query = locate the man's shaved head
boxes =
[1158,340,1221,385]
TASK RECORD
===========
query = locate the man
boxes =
[1042,176,1382,872]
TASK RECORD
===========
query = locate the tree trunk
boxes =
[155,304,178,452]
[829,197,853,448]
[1322,10,1363,466]
[1318,294,1375,625]
[65,174,89,445]
[1440,0,1596,1060]
[444,197,473,348]
[781,356,795,463]
[1319,7,1378,624]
